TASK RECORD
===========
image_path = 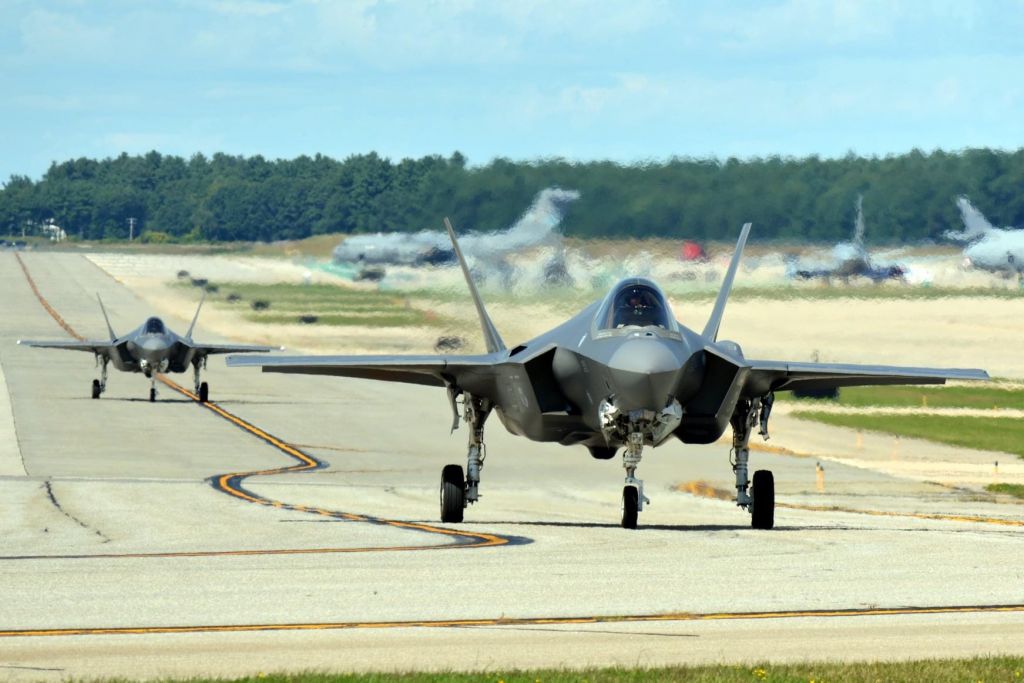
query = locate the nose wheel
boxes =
[91,379,101,399]
[619,432,650,529]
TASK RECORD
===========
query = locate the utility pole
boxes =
[128,217,136,242]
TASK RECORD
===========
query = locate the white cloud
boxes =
[18,8,116,60]
[211,1,287,17]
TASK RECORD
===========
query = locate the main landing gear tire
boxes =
[91,380,101,399]
[149,387,156,403]
[751,469,775,530]
[440,464,465,523]
[198,382,209,403]
[621,486,639,529]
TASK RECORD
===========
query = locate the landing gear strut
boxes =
[193,359,209,403]
[91,356,108,399]
[621,431,651,529]
[730,394,775,529]
[439,393,491,523]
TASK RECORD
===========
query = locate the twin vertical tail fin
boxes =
[186,292,206,340]
[96,294,117,341]
[443,217,507,354]
[853,194,866,248]
[702,222,752,342]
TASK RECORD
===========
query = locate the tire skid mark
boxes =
[3,603,1024,639]
[12,254,520,560]
[42,480,111,543]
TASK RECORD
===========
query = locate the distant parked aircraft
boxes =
[947,197,1024,276]
[790,195,906,283]
[332,188,579,283]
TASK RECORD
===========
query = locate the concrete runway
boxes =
[1,252,1023,680]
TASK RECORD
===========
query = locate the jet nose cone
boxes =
[607,338,686,411]
[138,337,169,363]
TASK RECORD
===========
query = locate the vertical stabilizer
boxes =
[853,194,865,248]
[97,294,117,341]
[702,222,752,342]
[444,217,507,354]
[186,292,206,340]
[948,196,996,241]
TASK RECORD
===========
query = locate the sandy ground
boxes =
[1,252,1022,680]
[85,251,1024,376]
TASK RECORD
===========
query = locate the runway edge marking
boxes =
[11,253,518,559]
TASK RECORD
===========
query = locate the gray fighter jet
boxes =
[789,195,906,283]
[947,196,1024,276]
[19,295,276,402]
[229,220,987,529]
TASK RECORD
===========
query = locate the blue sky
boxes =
[3,0,1024,181]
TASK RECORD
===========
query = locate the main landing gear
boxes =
[193,359,209,403]
[439,392,491,523]
[91,356,108,399]
[731,393,776,530]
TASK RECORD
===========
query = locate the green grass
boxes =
[781,382,1024,410]
[189,282,453,329]
[987,483,1024,500]
[245,311,440,327]
[94,657,1024,682]
[718,284,1024,302]
[791,412,1024,459]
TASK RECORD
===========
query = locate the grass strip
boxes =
[791,412,1024,459]
[244,312,444,327]
[781,382,1024,410]
[99,657,1024,682]
[987,483,1024,500]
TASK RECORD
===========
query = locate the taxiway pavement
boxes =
[1,252,1022,680]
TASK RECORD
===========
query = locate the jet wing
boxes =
[227,353,498,388]
[742,359,989,396]
[189,343,279,357]
[17,339,117,354]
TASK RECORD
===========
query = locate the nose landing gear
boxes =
[621,431,651,529]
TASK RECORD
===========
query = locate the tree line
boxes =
[2,148,1023,244]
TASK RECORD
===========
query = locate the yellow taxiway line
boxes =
[13,253,514,557]
[2,603,1024,638]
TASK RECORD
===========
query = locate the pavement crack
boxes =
[43,480,111,543]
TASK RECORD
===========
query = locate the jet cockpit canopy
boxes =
[143,317,166,334]
[595,278,677,333]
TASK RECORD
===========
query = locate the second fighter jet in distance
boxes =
[229,220,988,529]
[19,294,277,402]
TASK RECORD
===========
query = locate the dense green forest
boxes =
[2,148,1023,243]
